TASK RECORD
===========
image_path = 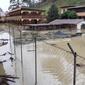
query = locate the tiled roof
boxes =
[49,19,84,25]
[9,7,45,13]
[60,5,85,9]
[25,19,84,27]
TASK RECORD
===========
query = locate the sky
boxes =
[0,0,10,11]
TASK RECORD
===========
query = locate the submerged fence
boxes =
[8,27,85,85]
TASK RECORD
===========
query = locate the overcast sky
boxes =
[0,0,10,11]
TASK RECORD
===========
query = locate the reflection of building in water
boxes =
[5,7,46,25]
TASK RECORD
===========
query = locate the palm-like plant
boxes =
[0,75,19,85]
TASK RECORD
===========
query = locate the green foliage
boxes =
[22,0,31,3]
[47,4,59,22]
[40,0,85,5]
[22,0,32,6]
[10,0,15,3]
[61,10,78,19]
[38,0,85,15]
[22,0,36,7]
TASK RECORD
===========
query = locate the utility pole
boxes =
[34,36,37,85]
[67,43,77,85]
[12,27,17,76]
[19,28,24,85]
[32,26,38,85]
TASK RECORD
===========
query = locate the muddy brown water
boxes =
[14,36,85,85]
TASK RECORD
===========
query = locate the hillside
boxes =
[36,0,85,15]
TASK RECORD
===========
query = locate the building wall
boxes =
[6,9,46,24]
[68,7,85,12]
[61,6,85,19]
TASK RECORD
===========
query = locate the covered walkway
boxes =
[24,19,85,33]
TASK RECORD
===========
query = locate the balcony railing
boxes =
[22,15,46,19]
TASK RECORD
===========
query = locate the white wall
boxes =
[77,21,85,33]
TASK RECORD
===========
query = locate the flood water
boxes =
[0,32,15,85]
[1,31,85,85]
[15,42,62,85]
[15,35,85,85]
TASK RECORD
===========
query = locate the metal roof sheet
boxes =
[49,19,84,25]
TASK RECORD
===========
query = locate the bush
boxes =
[61,10,78,19]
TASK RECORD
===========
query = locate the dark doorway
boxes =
[31,19,38,24]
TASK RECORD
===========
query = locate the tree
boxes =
[9,0,17,10]
[22,0,31,6]
[47,4,59,22]
[22,0,36,7]
[10,0,15,3]
[61,10,78,19]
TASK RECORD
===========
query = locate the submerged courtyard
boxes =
[1,1,85,84]
[15,32,85,85]
[0,22,85,85]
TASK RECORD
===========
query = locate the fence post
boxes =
[32,26,38,85]
[34,37,37,85]
[67,43,77,85]
[19,27,24,85]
